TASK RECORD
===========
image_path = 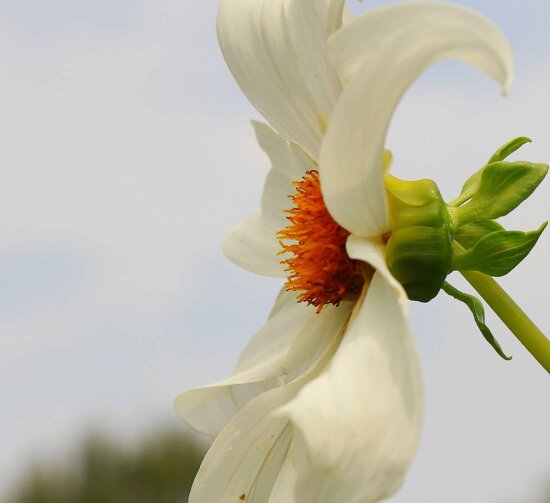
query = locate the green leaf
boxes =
[441,282,512,360]
[488,136,532,163]
[450,137,532,207]
[454,220,504,249]
[451,161,548,225]
[452,223,547,276]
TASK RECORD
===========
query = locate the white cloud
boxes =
[0,0,265,314]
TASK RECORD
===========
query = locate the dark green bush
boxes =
[10,427,206,503]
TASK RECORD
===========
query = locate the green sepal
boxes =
[450,137,532,207]
[450,171,481,207]
[452,222,547,276]
[488,136,532,163]
[441,281,512,361]
[450,161,548,226]
[454,220,504,249]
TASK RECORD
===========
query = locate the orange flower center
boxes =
[278,170,365,312]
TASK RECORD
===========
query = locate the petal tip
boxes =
[501,73,514,97]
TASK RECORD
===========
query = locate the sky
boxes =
[1,0,549,501]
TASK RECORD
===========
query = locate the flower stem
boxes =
[460,269,550,374]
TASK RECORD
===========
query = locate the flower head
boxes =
[176,1,515,502]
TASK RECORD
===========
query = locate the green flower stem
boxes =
[459,269,550,374]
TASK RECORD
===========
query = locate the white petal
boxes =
[326,0,347,35]
[188,303,351,502]
[189,386,295,503]
[175,290,305,438]
[278,272,422,502]
[175,290,353,438]
[223,122,313,277]
[217,0,344,158]
[346,234,409,316]
[341,4,353,26]
[320,1,514,236]
[255,122,313,221]
[223,214,286,277]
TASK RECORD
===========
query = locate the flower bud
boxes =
[385,175,452,302]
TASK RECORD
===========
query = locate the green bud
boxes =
[385,174,452,302]
[383,137,548,364]
[386,226,452,302]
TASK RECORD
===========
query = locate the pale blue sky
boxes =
[1,1,549,501]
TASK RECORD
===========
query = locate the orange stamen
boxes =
[278,170,365,312]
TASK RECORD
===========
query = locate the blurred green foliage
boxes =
[9,427,206,503]
[9,426,550,502]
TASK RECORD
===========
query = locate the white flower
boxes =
[176,1,513,501]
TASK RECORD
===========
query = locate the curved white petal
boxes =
[175,290,306,438]
[223,214,287,277]
[188,302,351,502]
[189,386,295,503]
[176,290,353,438]
[341,5,353,26]
[326,0,347,35]
[320,1,514,236]
[256,122,313,221]
[346,234,409,315]
[277,272,422,502]
[223,122,313,277]
[217,0,345,158]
